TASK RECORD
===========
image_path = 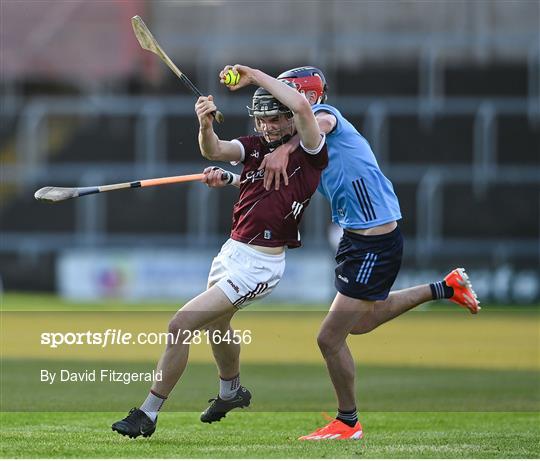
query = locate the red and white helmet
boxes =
[277,66,328,104]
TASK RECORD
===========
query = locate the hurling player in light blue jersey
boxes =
[256,67,480,440]
[203,66,480,439]
[311,101,402,229]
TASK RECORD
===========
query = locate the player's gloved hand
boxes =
[219,64,255,91]
[195,95,217,128]
[202,166,231,188]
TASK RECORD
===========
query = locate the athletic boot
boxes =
[444,268,480,314]
[200,386,251,423]
[111,408,156,438]
[299,418,363,440]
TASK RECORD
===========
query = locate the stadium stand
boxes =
[1,1,538,301]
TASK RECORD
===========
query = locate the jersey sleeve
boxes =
[230,135,256,166]
[300,136,328,170]
[300,133,326,155]
[312,103,341,137]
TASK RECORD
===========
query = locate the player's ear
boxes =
[306,91,318,105]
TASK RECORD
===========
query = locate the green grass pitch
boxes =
[1,293,539,458]
[1,411,539,458]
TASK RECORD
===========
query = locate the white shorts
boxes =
[207,239,286,308]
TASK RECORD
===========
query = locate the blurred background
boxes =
[1,0,539,304]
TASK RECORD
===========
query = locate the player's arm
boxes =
[195,95,243,162]
[221,65,323,150]
[315,111,337,134]
[258,134,298,190]
[259,112,335,191]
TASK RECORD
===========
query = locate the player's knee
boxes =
[168,314,194,340]
[168,318,181,336]
[317,330,340,356]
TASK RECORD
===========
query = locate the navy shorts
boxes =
[334,226,403,301]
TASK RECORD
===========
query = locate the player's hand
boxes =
[259,144,291,190]
[219,64,256,91]
[202,166,228,188]
[195,95,217,128]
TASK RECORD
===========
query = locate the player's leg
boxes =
[205,274,242,383]
[197,278,244,425]
[351,268,480,334]
[200,246,245,422]
[207,313,240,379]
[300,228,403,440]
[152,287,236,396]
[299,292,369,440]
[351,284,432,334]
[111,285,236,438]
[199,239,285,423]
[200,312,252,423]
[318,294,374,410]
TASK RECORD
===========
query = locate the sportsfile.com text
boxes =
[40,329,252,349]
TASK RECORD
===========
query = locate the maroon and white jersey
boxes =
[229,134,328,249]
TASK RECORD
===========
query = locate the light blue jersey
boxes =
[313,103,401,229]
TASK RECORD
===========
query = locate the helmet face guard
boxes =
[277,66,328,104]
[247,86,294,148]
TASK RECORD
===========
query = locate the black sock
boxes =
[336,408,358,427]
[430,280,454,300]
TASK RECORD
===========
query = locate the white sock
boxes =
[219,374,240,400]
[140,390,166,422]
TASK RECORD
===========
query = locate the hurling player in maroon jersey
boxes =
[111,65,327,438]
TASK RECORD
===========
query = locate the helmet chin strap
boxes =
[252,127,293,149]
[265,134,292,150]
[254,117,295,149]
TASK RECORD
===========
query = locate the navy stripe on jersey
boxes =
[352,179,377,222]
[360,178,377,220]
[356,179,376,221]
[351,180,369,221]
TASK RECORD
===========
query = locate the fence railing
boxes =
[6,95,538,181]
[159,30,539,106]
[1,94,539,266]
